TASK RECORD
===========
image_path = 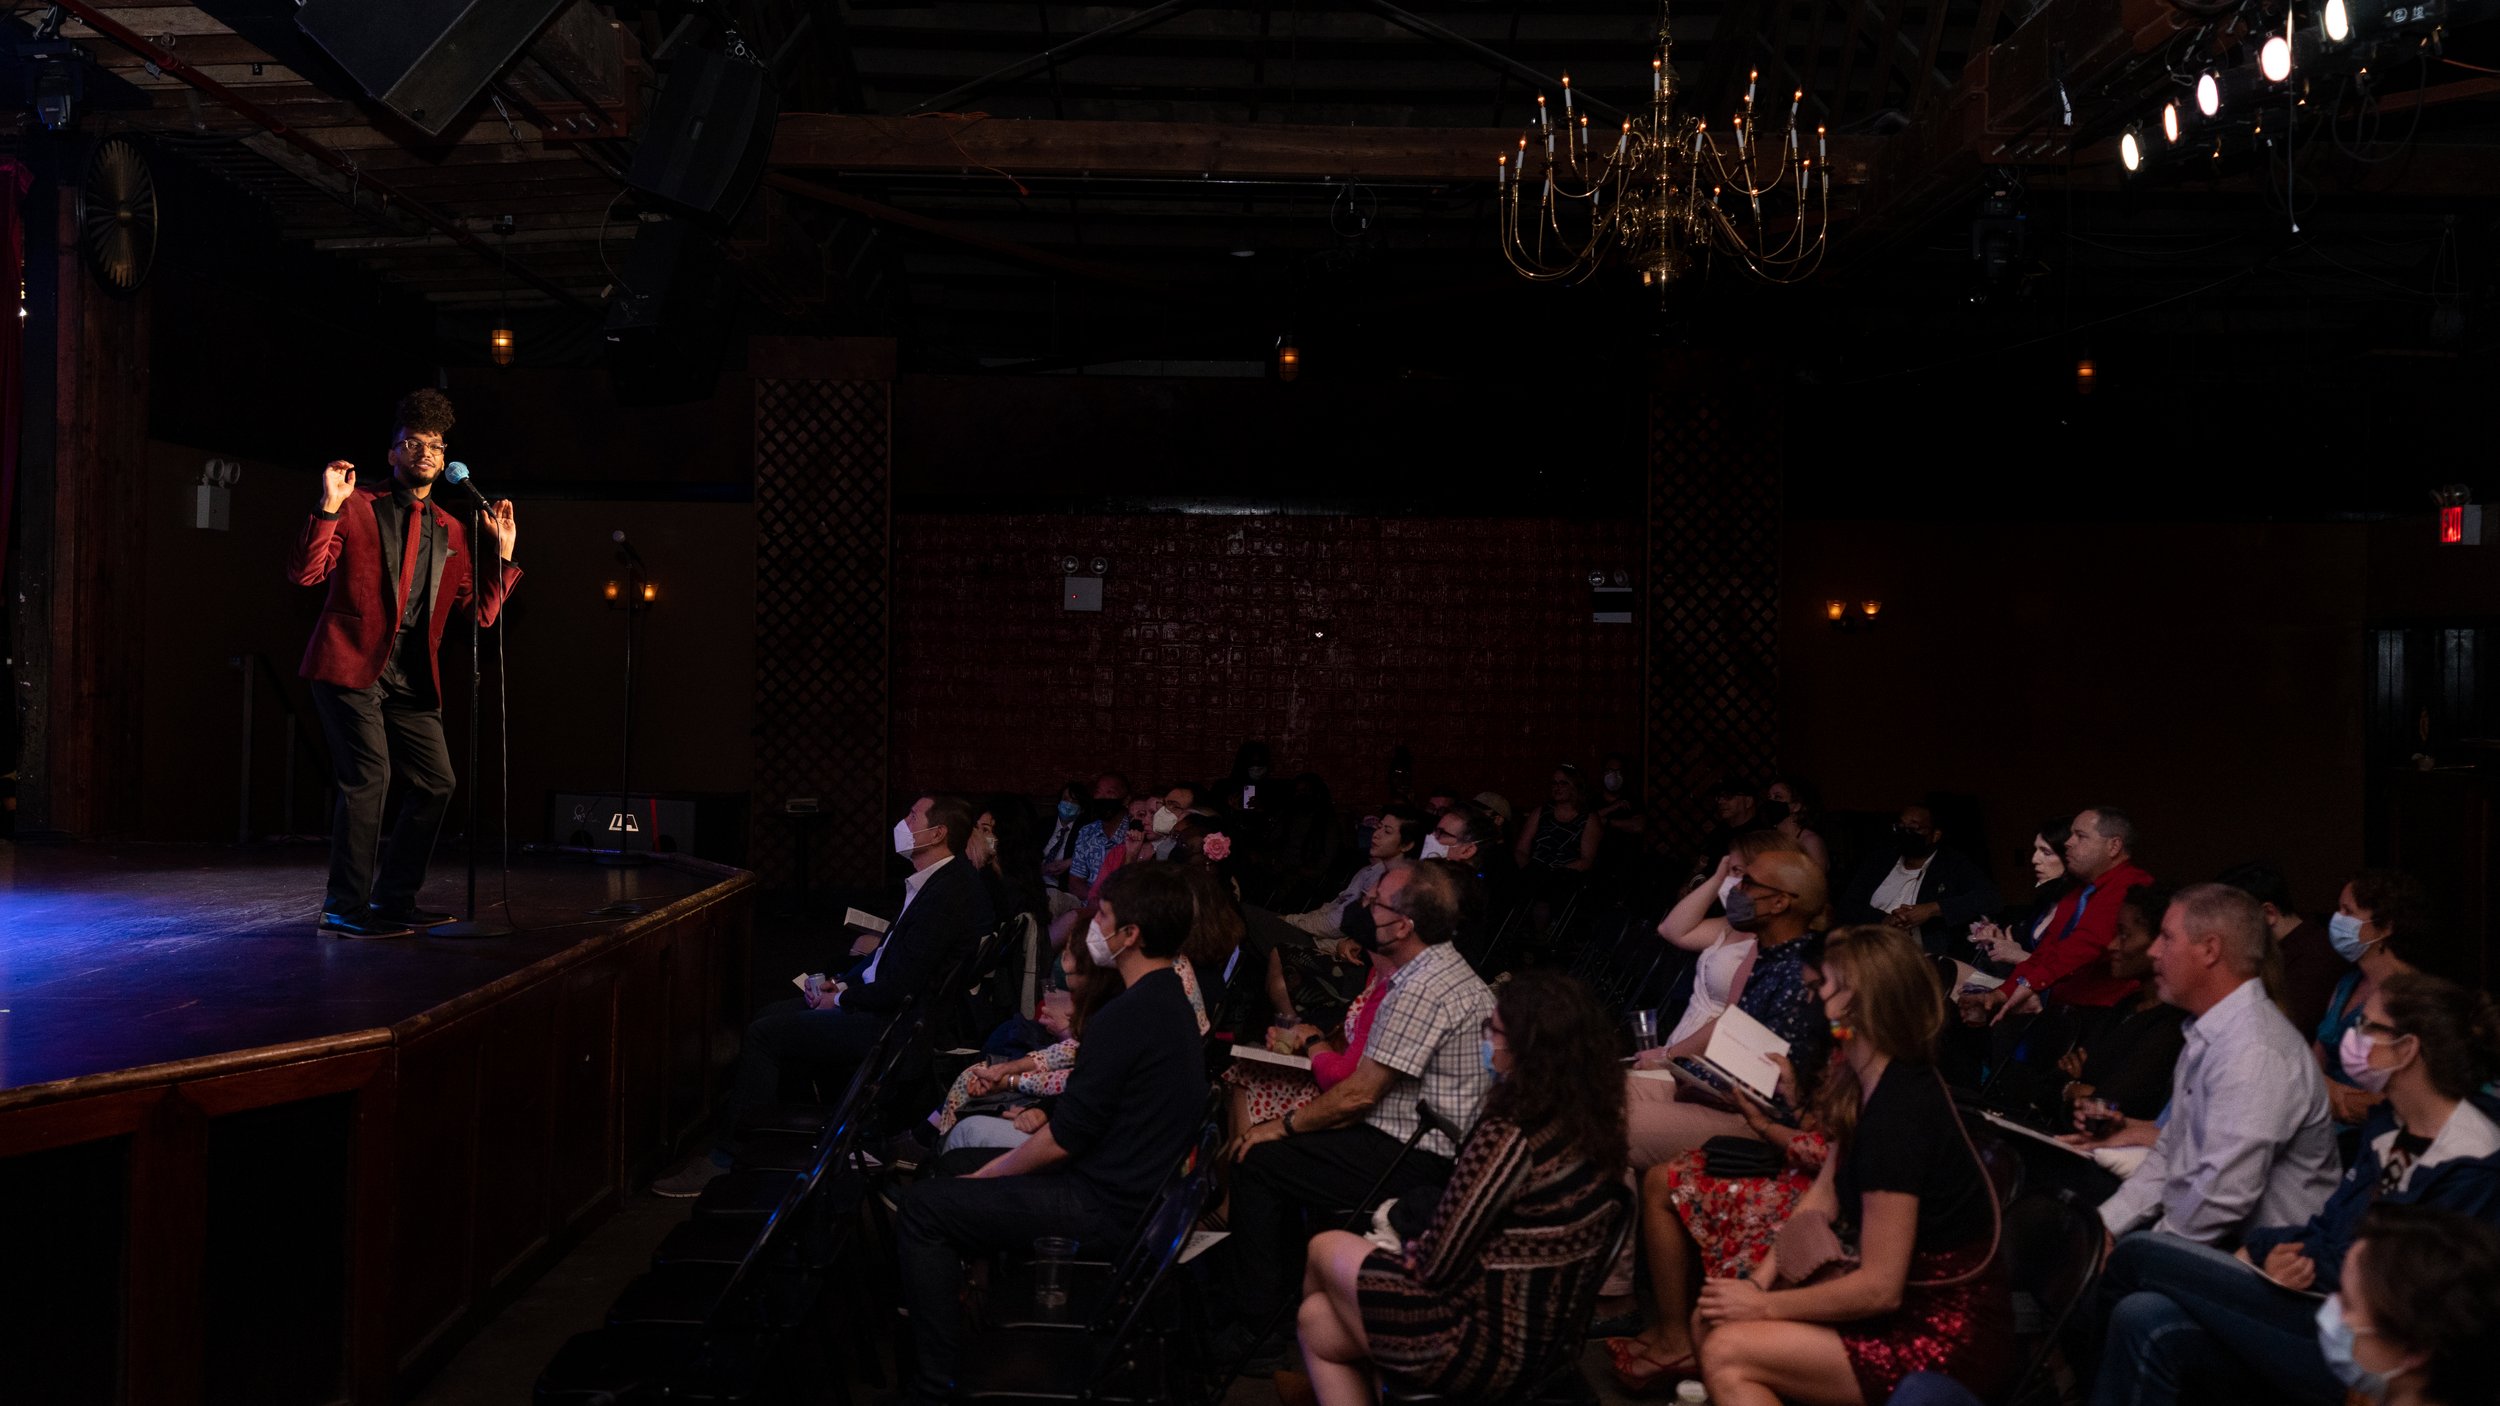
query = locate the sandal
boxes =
[1603,1337,1699,1393]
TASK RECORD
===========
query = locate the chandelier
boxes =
[1497,1,1830,287]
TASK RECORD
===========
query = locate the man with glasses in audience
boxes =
[287,387,518,940]
[1217,859,1496,1368]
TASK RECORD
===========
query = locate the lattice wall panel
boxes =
[753,378,891,891]
[1643,392,1782,853]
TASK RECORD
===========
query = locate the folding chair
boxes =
[1998,1188,2109,1406]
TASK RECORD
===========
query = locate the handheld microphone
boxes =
[612,529,646,570]
[442,460,492,508]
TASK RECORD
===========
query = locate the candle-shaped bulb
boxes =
[1561,75,1573,117]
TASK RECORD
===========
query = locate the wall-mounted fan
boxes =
[79,136,158,295]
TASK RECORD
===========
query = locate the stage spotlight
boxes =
[2324,0,2352,41]
[2119,127,2143,172]
[2162,100,2181,143]
[2196,71,2220,116]
[2261,33,2292,82]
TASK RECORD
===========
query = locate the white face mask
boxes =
[1151,805,1179,836]
[1420,834,1451,861]
[893,817,923,855]
[1717,871,1744,905]
[1086,916,1120,966]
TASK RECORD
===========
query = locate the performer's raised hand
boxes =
[486,499,517,560]
[319,460,356,514]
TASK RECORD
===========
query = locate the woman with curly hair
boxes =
[1293,970,1630,1406]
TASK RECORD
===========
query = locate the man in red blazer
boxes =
[286,388,520,938]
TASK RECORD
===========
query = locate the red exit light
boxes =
[2440,505,2483,546]
[2443,506,2465,543]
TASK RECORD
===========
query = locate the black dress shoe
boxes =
[373,905,455,927]
[320,911,414,940]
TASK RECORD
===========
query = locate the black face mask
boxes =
[1724,887,1772,933]
[1894,826,1937,860]
[1341,899,1383,952]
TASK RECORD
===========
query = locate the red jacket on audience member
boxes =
[2007,859,2156,1008]
[285,486,521,697]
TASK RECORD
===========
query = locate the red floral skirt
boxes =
[1836,1238,2015,1405]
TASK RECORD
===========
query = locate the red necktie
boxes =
[398,503,424,629]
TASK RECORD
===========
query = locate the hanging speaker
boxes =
[296,0,571,138]
[624,47,779,225]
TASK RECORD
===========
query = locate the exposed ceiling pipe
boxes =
[48,0,594,312]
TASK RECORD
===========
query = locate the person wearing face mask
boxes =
[1623,848,1836,1172]
[891,863,1211,1406]
[1289,970,1629,1406]
[1039,780,1088,907]
[1249,805,1428,1034]
[1216,861,1497,1370]
[1421,804,1517,955]
[1836,803,2003,961]
[969,797,1051,935]
[2217,860,2347,1038]
[1066,771,1132,890]
[2092,971,2500,1406]
[2315,1204,2500,1406]
[2312,870,2452,1131]
[1650,830,1811,1049]
[1146,782,1198,860]
[654,793,994,1197]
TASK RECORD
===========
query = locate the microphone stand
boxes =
[591,539,650,918]
[432,491,514,939]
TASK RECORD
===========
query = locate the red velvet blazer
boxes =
[285,486,522,695]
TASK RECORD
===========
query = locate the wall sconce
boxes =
[605,579,658,611]
[487,324,517,366]
[1276,335,1301,383]
[1825,599,1883,632]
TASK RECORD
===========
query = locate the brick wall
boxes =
[892,513,1644,811]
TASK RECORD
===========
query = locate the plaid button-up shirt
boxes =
[1362,941,1496,1159]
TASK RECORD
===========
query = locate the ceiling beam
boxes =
[772,113,1885,184]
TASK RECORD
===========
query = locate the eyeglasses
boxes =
[2354,1016,2406,1040]
[395,437,446,458]
[1740,879,1798,899]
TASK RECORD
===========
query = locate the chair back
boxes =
[1522,1184,1637,1382]
[1999,1188,2109,1406]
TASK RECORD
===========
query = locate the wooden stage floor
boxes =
[0,841,729,1097]
[0,839,758,1406]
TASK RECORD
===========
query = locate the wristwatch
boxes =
[1282,1108,1300,1136]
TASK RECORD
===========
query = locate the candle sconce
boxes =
[1824,599,1881,633]
[604,579,658,612]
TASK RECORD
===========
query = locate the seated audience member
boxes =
[1655,830,1810,1045]
[1147,780,1199,859]
[1767,774,1833,875]
[1221,860,1497,1360]
[2219,860,2349,1037]
[1596,753,1645,832]
[925,914,1214,1164]
[1610,1037,1826,1389]
[2093,971,2500,1406]
[1835,801,2003,960]
[1690,781,1769,886]
[1976,807,2155,1024]
[971,797,1051,933]
[1694,924,2016,1406]
[2097,883,2340,1243]
[1293,971,1630,1406]
[1228,940,1389,1138]
[2003,885,2186,1127]
[1040,779,1087,901]
[2314,870,2446,1131]
[1066,772,1132,890]
[1966,815,2075,969]
[655,794,994,1195]
[1255,807,1424,1031]
[2314,1204,2500,1406]
[1423,802,1516,928]
[1513,766,1602,894]
[1626,848,1833,1171]
[891,863,1210,1406]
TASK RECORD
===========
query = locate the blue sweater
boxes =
[2241,1094,2500,1292]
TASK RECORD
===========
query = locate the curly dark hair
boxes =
[2351,1203,2500,1405]
[393,387,455,440]
[1482,971,1627,1180]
